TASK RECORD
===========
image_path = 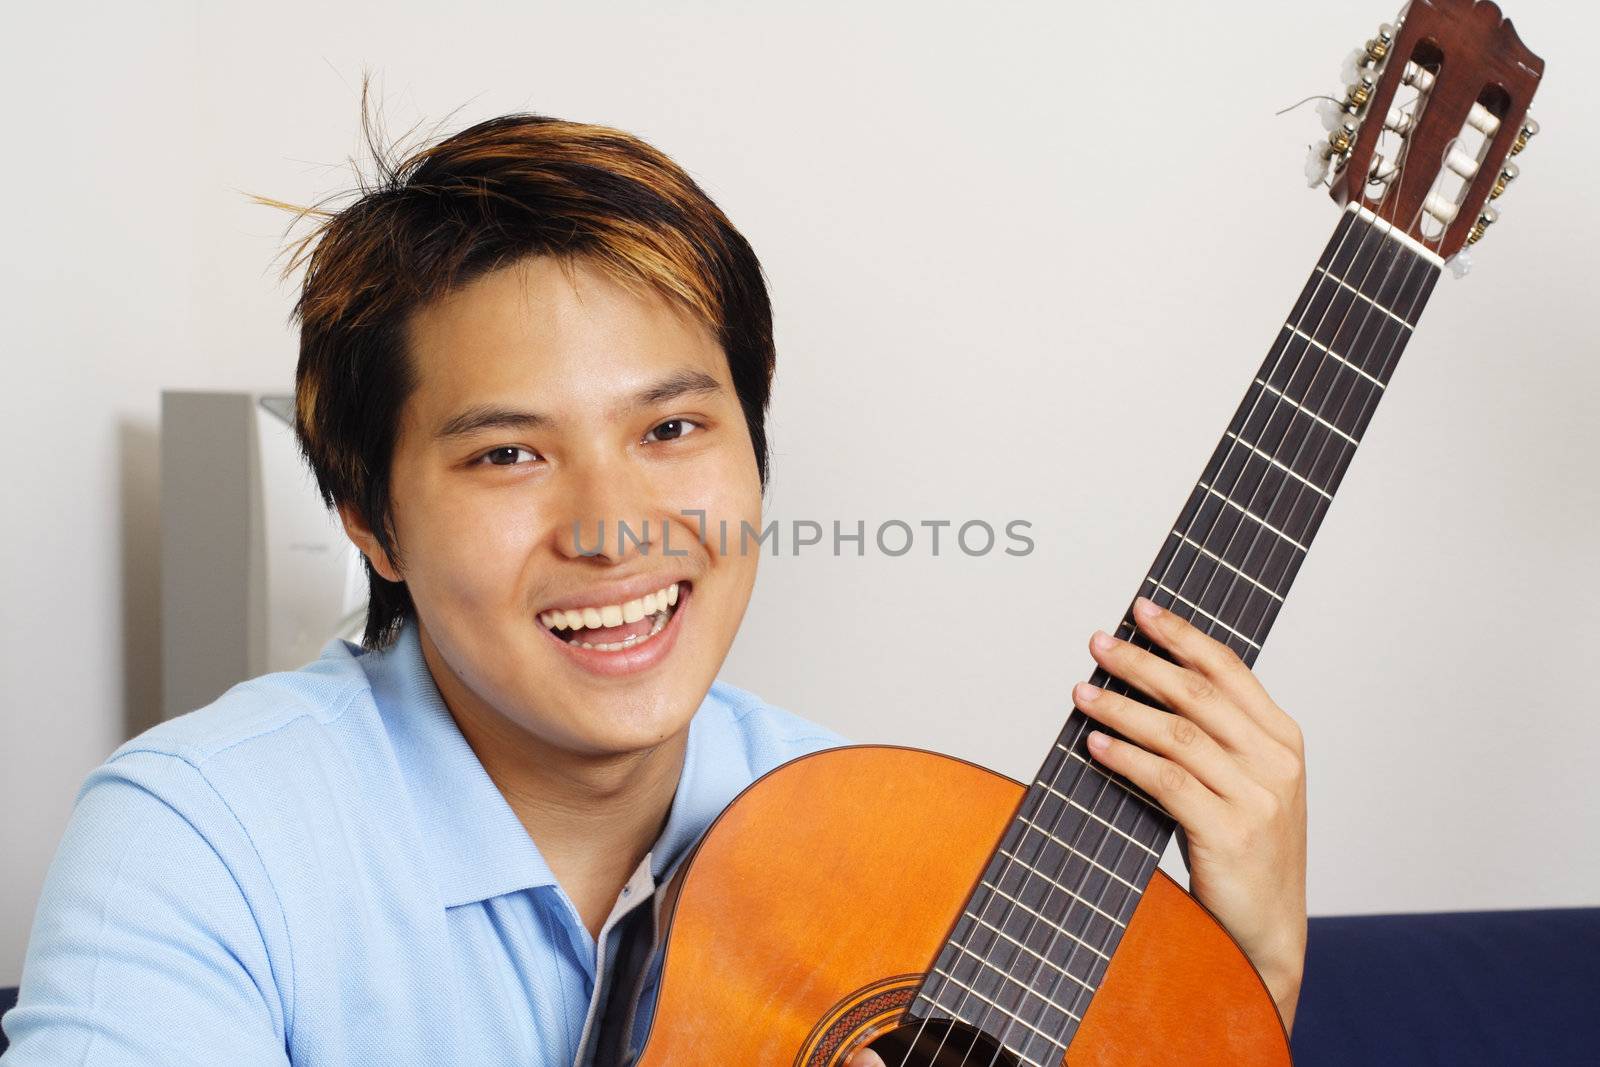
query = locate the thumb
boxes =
[843,1049,887,1067]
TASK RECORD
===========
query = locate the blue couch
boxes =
[2,908,1595,1060]
[1290,907,1597,1064]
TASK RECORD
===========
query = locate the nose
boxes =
[551,453,661,566]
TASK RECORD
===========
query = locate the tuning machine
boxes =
[1509,116,1540,156]
[1448,205,1497,277]
[1445,115,1539,278]
[1465,116,1537,236]
[1340,23,1396,84]
[1308,23,1395,189]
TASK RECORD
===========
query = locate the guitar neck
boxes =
[912,203,1444,1062]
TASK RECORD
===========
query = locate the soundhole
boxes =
[857,1017,1020,1067]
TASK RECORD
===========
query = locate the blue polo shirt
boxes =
[0,618,847,1065]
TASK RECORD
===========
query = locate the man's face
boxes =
[346,255,763,759]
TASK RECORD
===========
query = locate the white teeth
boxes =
[572,607,672,650]
[541,581,682,640]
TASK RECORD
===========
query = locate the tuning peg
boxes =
[1447,248,1474,279]
[1317,97,1350,132]
[1489,162,1519,200]
[1367,23,1396,63]
[1305,143,1334,187]
[1327,118,1359,157]
[1340,24,1395,83]
[1466,205,1499,246]
[1343,72,1377,112]
[1509,116,1539,156]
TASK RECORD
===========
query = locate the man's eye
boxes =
[477,446,541,467]
[645,418,701,443]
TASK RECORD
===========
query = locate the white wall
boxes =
[3,0,1595,985]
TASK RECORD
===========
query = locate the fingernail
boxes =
[1134,595,1160,619]
[1086,730,1110,754]
[1075,681,1101,703]
[1091,630,1115,653]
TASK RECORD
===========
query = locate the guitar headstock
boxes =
[1307,0,1543,268]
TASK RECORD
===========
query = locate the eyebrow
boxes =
[433,368,726,440]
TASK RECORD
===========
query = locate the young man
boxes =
[1,111,1307,1065]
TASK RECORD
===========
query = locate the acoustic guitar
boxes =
[634,2,1544,1062]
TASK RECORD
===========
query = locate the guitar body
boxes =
[637,746,1290,1066]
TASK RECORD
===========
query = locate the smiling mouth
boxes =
[538,581,686,652]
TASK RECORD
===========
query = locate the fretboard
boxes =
[909,204,1442,1065]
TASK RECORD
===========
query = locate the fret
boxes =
[1313,265,1414,331]
[911,205,1443,1058]
[1152,499,1289,652]
[1320,212,1436,321]
[1267,327,1389,437]
[1009,812,1145,895]
[1186,439,1336,578]
[1035,748,1165,858]
[1211,416,1348,530]
[1252,377,1357,446]
[1285,323,1388,390]
[1289,273,1415,375]
[961,899,1112,964]
[959,893,1114,977]
[1223,430,1334,502]
[1144,532,1285,649]
[1036,780,1162,858]
[934,953,1081,1023]
[1228,380,1358,494]
[947,932,1097,997]
[1208,414,1344,540]
[923,989,1055,1067]
[928,966,1075,1049]
[968,864,1120,956]
[990,849,1132,929]
[1046,740,1164,828]
[1197,482,1310,553]
[1169,527,1290,601]
[1143,577,1264,651]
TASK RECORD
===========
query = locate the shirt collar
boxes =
[347,617,748,910]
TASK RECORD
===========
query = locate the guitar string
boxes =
[975,199,1425,1065]
[1027,90,1448,1034]
[1029,129,1446,1049]
[969,89,1453,1065]
[930,73,1438,1067]
[906,126,1409,1065]
[906,177,1399,1066]
[899,56,1450,1067]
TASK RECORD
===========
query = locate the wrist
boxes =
[1256,951,1305,1033]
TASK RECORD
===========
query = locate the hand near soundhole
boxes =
[842,1049,886,1067]
[1075,595,1307,1031]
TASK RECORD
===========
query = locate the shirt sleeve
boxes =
[1,751,291,1065]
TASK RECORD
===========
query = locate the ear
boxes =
[337,502,404,585]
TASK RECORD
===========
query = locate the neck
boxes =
[417,622,688,931]
[910,203,1443,1061]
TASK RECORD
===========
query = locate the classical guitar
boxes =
[634,2,1544,1063]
